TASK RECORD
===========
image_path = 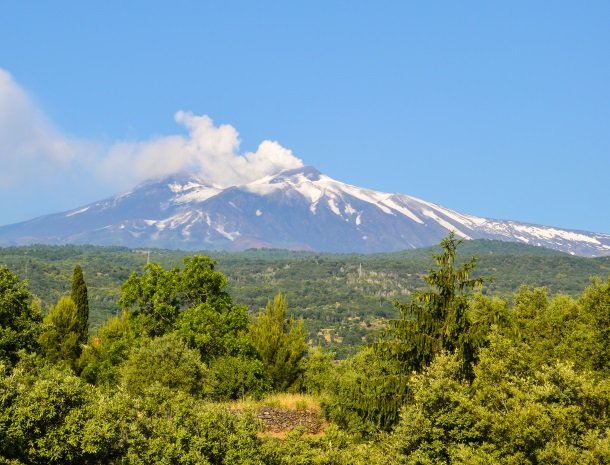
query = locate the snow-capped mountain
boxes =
[1,166,609,256]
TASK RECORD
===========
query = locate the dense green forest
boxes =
[1,235,610,464]
[1,240,609,357]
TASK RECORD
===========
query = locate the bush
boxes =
[209,355,270,400]
[322,347,404,435]
[294,346,335,396]
[120,333,211,397]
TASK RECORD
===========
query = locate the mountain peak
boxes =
[0,165,609,256]
[136,171,209,188]
[272,165,323,181]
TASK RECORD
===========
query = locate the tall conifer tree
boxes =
[70,264,89,344]
[250,292,306,391]
[354,232,485,429]
[379,232,484,378]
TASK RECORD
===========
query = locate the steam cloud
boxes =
[0,68,304,193]
[100,111,303,188]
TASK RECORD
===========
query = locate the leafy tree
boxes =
[119,263,181,337]
[175,301,254,362]
[120,333,211,397]
[174,255,255,361]
[180,255,230,308]
[389,351,478,464]
[0,266,42,365]
[78,311,135,387]
[0,355,95,464]
[38,296,81,366]
[580,277,610,372]
[70,264,89,345]
[250,292,307,391]
[511,286,597,370]
[467,294,510,343]
[390,332,610,464]
[118,256,235,338]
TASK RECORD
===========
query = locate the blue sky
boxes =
[1,1,609,232]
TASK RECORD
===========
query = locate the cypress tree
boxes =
[70,264,89,345]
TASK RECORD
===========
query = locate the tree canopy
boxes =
[1,242,610,464]
[0,266,41,365]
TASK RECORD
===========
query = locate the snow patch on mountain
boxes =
[215,223,240,241]
[381,196,424,224]
[421,209,472,240]
[174,186,222,203]
[65,206,90,217]
[327,199,341,216]
[343,204,355,215]
[478,221,610,248]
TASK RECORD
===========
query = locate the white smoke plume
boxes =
[100,111,304,188]
[0,67,303,193]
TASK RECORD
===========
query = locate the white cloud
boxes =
[0,67,303,194]
[100,111,303,188]
[0,69,89,187]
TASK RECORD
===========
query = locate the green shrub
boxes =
[120,333,211,397]
[209,355,270,400]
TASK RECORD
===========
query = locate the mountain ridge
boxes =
[1,166,609,256]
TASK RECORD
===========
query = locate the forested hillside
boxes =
[1,234,610,464]
[1,240,609,356]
